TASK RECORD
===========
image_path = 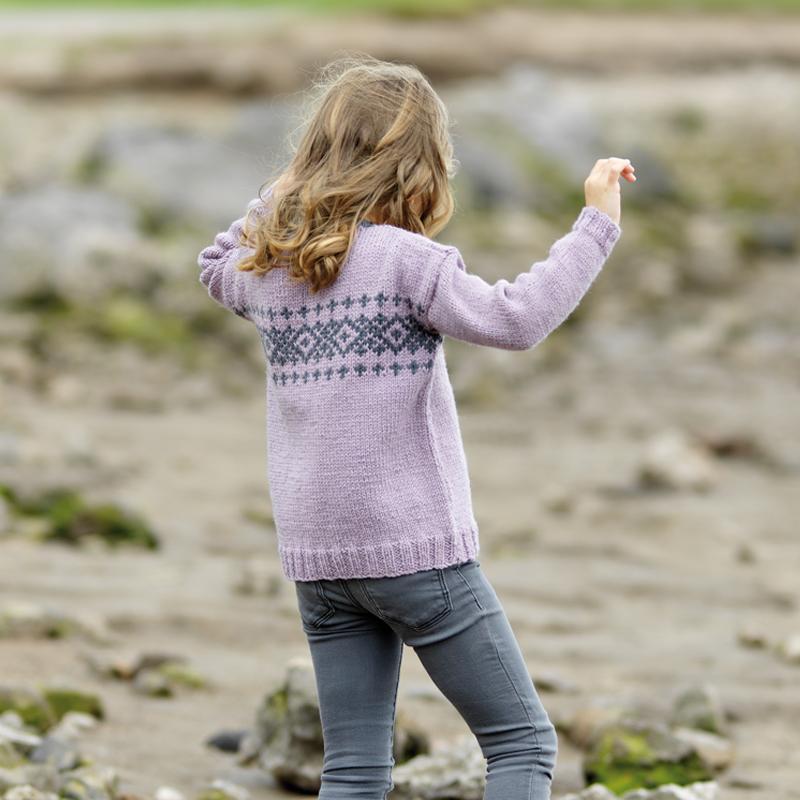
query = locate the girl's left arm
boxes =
[197,197,264,319]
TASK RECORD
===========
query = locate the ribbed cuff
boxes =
[572,205,622,256]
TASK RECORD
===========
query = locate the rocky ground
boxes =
[1,6,799,800]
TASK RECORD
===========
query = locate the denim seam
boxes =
[338,578,362,609]
[528,748,535,800]
[385,639,404,800]
[312,581,336,626]
[454,565,483,610]
[482,610,545,794]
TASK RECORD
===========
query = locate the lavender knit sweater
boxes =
[198,186,622,582]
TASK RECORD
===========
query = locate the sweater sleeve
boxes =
[413,205,622,350]
[197,196,267,319]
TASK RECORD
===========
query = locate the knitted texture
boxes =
[198,185,622,581]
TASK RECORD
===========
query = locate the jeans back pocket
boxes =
[358,567,452,631]
[295,580,336,629]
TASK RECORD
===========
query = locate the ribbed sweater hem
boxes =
[281,522,480,582]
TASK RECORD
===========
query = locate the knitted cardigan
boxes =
[198,186,622,581]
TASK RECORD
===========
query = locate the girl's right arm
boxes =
[411,157,634,350]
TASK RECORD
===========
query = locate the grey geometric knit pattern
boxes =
[246,289,442,385]
[198,186,622,581]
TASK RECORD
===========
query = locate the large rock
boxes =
[637,430,718,493]
[669,684,728,736]
[0,690,56,735]
[671,728,734,772]
[582,720,715,796]
[562,700,630,749]
[249,658,324,793]
[680,215,743,292]
[0,709,117,800]
[0,686,103,736]
[38,689,103,725]
[736,212,797,257]
[560,780,719,800]
[774,632,800,664]
[3,786,60,800]
[390,735,485,800]
[0,764,60,795]
[239,657,431,793]
[79,125,262,230]
[560,785,618,800]
[0,485,160,551]
[0,184,145,305]
[0,714,43,755]
[619,781,719,799]
[57,764,119,800]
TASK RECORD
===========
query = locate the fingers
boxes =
[605,158,630,182]
[591,157,636,183]
[617,163,637,183]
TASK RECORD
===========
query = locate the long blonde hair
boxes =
[237,54,458,294]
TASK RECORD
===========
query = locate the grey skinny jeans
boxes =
[294,558,558,800]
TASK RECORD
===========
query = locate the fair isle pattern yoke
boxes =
[246,287,443,386]
[198,186,622,581]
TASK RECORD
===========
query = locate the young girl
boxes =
[198,55,633,800]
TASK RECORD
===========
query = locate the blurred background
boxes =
[0,2,798,800]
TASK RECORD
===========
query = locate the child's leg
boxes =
[349,560,558,800]
[295,578,404,800]
[414,561,558,800]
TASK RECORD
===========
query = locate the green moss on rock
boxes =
[41,687,105,722]
[583,722,713,795]
[86,297,192,353]
[196,790,235,800]
[4,486,159,550]
[0,607,76,639]
[59,764,120,800]
[133,669,174,698]
[0,739,27,769]
[266,686,289,720]
[0,688,57,733]
[156,661,208,690]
